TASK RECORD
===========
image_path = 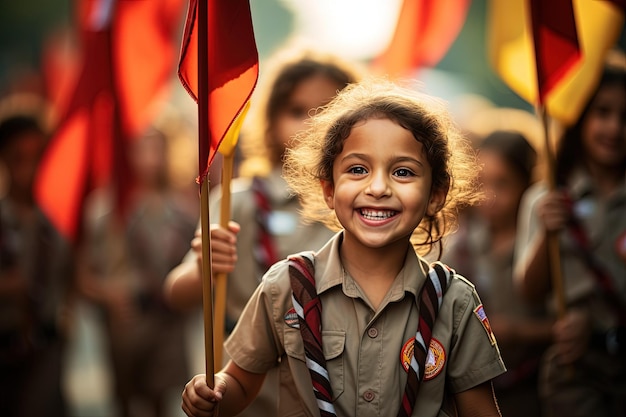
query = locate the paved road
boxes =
[64,301,204,417]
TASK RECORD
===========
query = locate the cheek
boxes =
[274,116,307,145]
[482,187,523,218]
[581,118,598,145]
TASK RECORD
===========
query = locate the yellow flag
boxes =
[488,0,624,125]
[217,100,251,158]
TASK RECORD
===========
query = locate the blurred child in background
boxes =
[0,95,74,417]
[514,50,626,417]
[443,130,552,417]
[164,43,362,417]
[78,119,197,417]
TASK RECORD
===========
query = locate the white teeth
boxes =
[360,209,396,220]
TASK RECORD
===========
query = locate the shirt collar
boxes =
[313,231,430,304]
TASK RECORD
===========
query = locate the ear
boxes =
[426,186,447,217]
[320,179,335,209]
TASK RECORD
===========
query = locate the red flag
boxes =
[178,0,259,182]
[530,0,581,103]
[35,0,185,241]
[372,0,471,78]
[489,0,624,124]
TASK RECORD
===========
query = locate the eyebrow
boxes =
[341,153,425,168]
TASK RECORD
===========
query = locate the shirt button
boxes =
[363,389,376,402]
[367,327,379,338]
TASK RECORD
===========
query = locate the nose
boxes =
[365,170,391,198]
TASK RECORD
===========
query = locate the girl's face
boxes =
[477,149,527,228]
[130,131,167,187]
[2,130,46,194]
[268,74,343,165]
[580,84,626,169]
[321,118,445,252]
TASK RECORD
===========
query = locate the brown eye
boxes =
[394,168,414,177]
[348,166,367,175]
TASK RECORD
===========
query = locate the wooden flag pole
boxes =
[200,176,215,387]
[197,0,215,388]
[539,106,567,319]
[213,152,234,370]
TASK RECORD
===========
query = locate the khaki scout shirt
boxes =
[514,172,626,329]
[225,232,506,417]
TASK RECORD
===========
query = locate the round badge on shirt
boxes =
[400,337,446,380]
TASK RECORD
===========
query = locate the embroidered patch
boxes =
[424,338,445,380]
[400,337,446,379]
[615,231,626,264]
[284,308,300,328]
[474,304,496,346]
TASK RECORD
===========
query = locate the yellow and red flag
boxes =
[178,0,259,182]
[488,0,625,125]
[35,0,185,241]
[372,0,471,78]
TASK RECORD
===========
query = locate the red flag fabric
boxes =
[530,0,581,103]
[178,0,259,181]
[489,0,624,125]
[35,0,185,241]
[372,0,471,78]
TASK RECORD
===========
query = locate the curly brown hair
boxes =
[284,78,482,256]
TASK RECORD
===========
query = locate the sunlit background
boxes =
[7,0,622,114]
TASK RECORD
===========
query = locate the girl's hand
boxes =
[182,374,228,417]
[536,190,571,233]
[192,221,240,275]
[209,221,240,274]
[553,309,591,365]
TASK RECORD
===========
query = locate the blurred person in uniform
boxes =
[164,43,363,416]
[77,120,197,417]
[0,95,74,417]
[442,130,552,417]
[514,50,626,417]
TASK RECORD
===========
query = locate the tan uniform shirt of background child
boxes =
[225,232,507,417]
[184,169,335,416]
[515,173,626,324]
[207,169,335,326]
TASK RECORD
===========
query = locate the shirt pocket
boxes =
[284,327,346,401]
[323,330,345,400]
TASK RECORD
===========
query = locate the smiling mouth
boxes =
[360,209,398,220]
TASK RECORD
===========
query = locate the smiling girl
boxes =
[181,79,505,417]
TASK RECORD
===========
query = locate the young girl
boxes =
[513,51,626,417]
[181,80,505,417]
[78,124,197,417]
[442,130,551,417]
